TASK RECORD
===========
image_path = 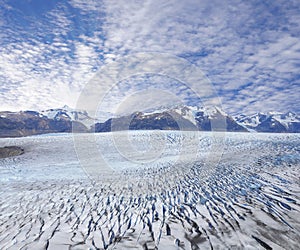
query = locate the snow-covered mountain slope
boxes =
[170,105,229,125]
[144,105,227,122]
[40,105,96,127]
[94,105,247,132]
[235,111,300,133]
[0,110,87,137]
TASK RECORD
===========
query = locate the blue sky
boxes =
[0,0,299,115]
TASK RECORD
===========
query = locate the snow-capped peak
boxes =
[235,111,300,132]
[40,106,94,127]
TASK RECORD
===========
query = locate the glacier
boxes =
[0,131,299,249]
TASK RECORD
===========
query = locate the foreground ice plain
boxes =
[0,131,299,249]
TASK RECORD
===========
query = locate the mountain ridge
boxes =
[0,105,299,137]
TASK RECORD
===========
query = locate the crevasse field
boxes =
[0,131,299,249]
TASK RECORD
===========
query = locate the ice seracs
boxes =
[0,132,299,249]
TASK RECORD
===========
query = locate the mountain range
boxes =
[0,105,299,137]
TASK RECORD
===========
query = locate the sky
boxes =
[0,0,299,116]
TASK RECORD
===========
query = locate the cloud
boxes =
[99,0,300,114]
[0,0,299,115]
[0,0,107,111]
[69,0,104,13]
